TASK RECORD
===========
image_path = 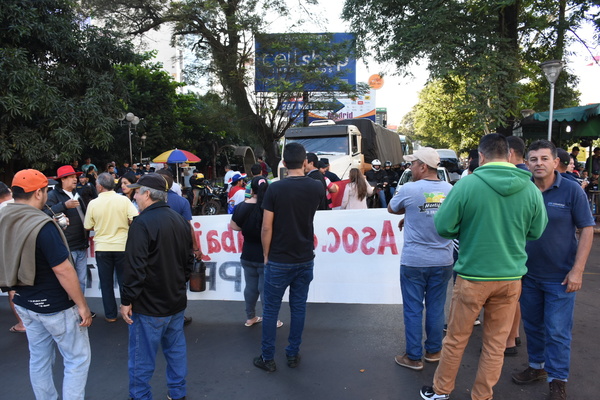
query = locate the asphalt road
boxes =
[1,235,599,400]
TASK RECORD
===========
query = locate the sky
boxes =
[267,1,599,127]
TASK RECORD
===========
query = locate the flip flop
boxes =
[9,325,26,333]
[245,316,262,327]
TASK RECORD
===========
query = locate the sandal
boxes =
[245,316,262,327]
[9,325,26,333]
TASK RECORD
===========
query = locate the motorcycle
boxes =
[192,180,224,215]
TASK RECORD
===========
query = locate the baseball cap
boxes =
[556,148,570,166]
[228,173,247,184]
[403,147,440,169]
[11,169,49,193]
[127,173,169,192]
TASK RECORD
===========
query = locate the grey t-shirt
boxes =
[389,179,454,267]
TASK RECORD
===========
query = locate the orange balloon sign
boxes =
[368,74,384,89]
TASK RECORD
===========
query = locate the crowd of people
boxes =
[0,136,596,400]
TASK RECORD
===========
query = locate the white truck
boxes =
[277,118,405,179]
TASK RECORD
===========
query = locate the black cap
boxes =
[556,148,570,166]
[320,158,330,166]
[127,173,169,192]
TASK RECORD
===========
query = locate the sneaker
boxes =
[549,379,566,400]
[511,366,548,385]
[286,354,301,368]
[474,317,481,326]
[253,355,276,372]
[395,354,423,371]
[424,351,441,363]
[167,396,186,400]
[420,386,450,399]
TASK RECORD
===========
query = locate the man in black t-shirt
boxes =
[253,143,325,372]
[0,169,92,399]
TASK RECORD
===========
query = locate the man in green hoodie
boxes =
[420,133,548,400]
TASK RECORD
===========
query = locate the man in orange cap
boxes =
[45,165,92,305]
[0,169,92,399]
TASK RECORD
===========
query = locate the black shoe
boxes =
[253,355,276,372]
[504,346,518,357]
[511,366,548,384]
[90,311,96,318]
[515,337,522,347]
[287,354,301,368]
[183,316,192,326]
[167,396,186,400]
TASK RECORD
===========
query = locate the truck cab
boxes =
[278,124,363,179]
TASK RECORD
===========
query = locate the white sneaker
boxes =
[420,386,450,399]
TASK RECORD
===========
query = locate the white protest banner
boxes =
[83,209,405,304]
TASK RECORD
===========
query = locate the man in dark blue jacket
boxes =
[120,174,194,400]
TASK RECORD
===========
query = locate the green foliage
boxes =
[81,0,363,171]
[412,78,481,151]
[342,0,597,142]
[0,0,141,176]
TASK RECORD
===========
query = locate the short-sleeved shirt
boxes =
[13,222,74,313]
[231,201,263,263]
[389,179,454,267]
[84,190,138,251]
[262,176,325,264]
[526,172,595,282]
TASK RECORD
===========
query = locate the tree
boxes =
[0,0,141,179]
[81,1,367,173]
[342,0,598,136]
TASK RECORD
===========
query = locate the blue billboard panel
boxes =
[255,33,356,92]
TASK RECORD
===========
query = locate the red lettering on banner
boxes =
[342,227,359,253]
[207,230,221,253]
[326,227,341,252]
[360,227,376,255]
[377,220,398,255]
[237,231,244,251]
[222,225,236,253]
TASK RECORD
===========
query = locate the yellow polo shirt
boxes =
[84,191,139,251]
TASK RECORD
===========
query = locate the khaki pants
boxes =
[433,276,521,400]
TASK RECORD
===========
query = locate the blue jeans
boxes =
[15,305,91,400]
[129,310,187,400]
[71,249,88,294]
[95,251,125,319]
[241,259,265,320]
[520,276,576,381]
[401,265,453,360]
[261,260,314,360]
[378,189,388,208]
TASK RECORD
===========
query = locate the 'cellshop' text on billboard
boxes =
[255,33,356,92]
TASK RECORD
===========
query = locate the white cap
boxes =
[403,147,440,169]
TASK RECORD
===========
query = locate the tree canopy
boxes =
[0,0,141,177]
[82,0,367,170]
[343,0,598,140]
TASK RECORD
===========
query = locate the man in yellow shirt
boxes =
[84,172,138,322]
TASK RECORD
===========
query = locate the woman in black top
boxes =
[231,176,282,328]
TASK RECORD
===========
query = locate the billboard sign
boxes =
[255,33,356,92]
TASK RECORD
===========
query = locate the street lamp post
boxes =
[540,60,564,142]
[121,112,141,165]
[140,134,147,164]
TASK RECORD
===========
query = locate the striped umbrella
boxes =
[152,148,201,163]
